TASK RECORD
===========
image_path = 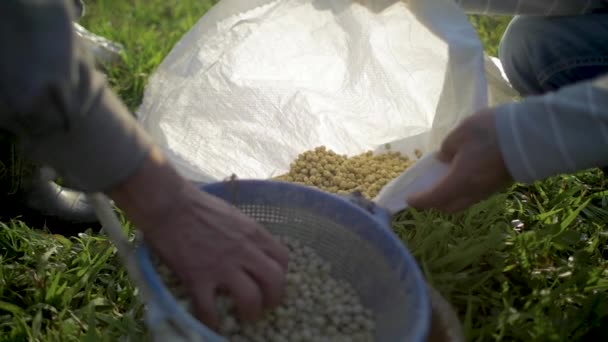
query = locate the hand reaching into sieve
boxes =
[109,147,289,330]
[407,108,513,213]
[0,0,288,327]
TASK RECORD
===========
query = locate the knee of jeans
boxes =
[498,16,553,95]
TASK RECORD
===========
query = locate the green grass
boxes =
[469,15,512,56]
[0,222,146,342]
[399,172,608,341]
[1,2,607,341]
[80,0,218,111]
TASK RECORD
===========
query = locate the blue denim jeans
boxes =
[498,11,608,173]
[498,11,608,97]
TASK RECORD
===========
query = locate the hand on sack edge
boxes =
[408,108,513,213]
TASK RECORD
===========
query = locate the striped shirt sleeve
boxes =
[455,0,607,15]
[494,74,608,184]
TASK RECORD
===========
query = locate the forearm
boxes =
[0,0,155,193]
[455,0,607,15]
[495,74,608,184]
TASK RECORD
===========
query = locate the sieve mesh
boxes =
[139,180,429,341]
[238,203,424,341]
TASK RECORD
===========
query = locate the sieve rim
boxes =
[136,179,431,341]
[201,179,431,341]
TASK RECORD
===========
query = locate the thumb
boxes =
[408,117,473,210]
[436,115,477,164]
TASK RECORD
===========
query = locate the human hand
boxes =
[407,108,513,213]
[109,147,289,330]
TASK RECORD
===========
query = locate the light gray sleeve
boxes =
[494,74,608,184]
[455,0,607,15]
[0,0,155,193]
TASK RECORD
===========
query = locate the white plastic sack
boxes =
[137,0,517,188]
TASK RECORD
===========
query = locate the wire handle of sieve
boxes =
[88,193,222,342]
[87,194,161,316]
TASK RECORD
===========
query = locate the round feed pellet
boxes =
[156,235,376,342]
[274,146,420,199]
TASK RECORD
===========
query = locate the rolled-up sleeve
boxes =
[455,0,608,16]
[0,0,155,193]
[495,73,608,184]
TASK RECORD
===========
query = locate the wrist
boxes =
[108,146,189,230]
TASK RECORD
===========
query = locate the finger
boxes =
[437,116,478,163]
[243,247,287,308]
[190,282,221,330]
[407,156,470,211]
[224,270,264,322]
[253,228,290,273]
[437,126,464,163]
[265,240,290,274]
[445,180,509,214]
